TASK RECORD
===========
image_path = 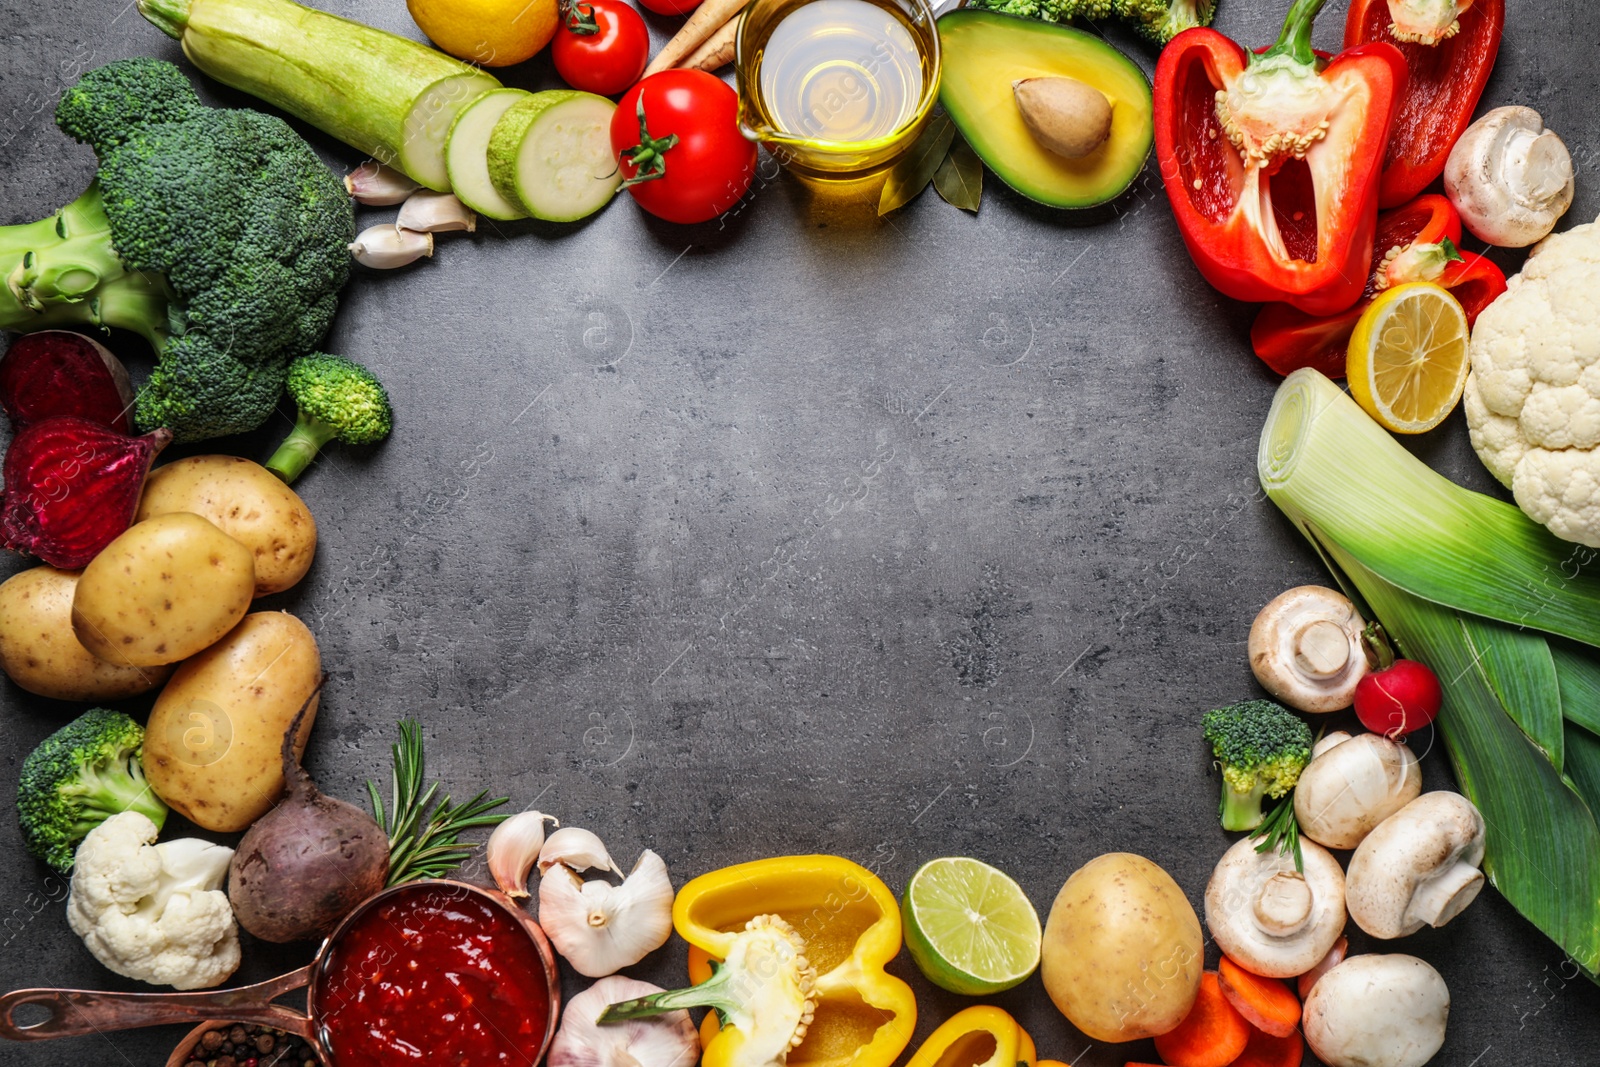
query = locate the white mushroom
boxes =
[1294,731,1422,850]
[1303,954,1449,1067]
[1346,791,1486,939]
[1445,106,1575,247]
[1249,586,1369,713]
[1204,835,1346,979]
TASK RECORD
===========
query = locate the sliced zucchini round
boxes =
[487,90,620,223]
[447,88,534,221]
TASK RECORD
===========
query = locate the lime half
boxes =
[902,856,1042,995]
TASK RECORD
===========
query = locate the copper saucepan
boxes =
[0,879,561,1065]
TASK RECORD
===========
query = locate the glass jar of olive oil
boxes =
[736,0,941,181]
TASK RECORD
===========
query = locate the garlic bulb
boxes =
[488,811,559,898]
[549,976,698,1067]
[539,827,624,877]
[539,849,674,977]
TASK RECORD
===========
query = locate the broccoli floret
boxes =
[266,353,394,483]
[0,58,353,443]
[1114,0,1217,44]
[1202,700,1313,832]
[18,709,169,872]
[967,0,1116,23]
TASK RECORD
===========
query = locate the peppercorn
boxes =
[230,1026,249,1046]
[203,1030,226,1052]
[255,1033,276,1054]
[215,1056,238,1067]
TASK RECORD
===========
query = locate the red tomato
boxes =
[610,71,756,225]
[637,0,702,14]
[552,0,649,97]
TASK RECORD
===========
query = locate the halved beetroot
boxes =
[0,331,134,432]
[0,417,170,568]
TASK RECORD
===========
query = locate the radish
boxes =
[1354,623,1443,739]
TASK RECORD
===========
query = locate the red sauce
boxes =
[315,884,552,1067]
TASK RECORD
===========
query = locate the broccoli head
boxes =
[18,708,169,872]
[0,58,353,442]
[966,0,1116,23]
[1202,700,1313,832]
[1114,0,1217,44]
[265,353,394,483]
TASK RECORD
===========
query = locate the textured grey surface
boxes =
[3,0,1599,1064]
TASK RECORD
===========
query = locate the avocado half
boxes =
[937,10,1153,209]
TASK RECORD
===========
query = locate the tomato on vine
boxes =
[552,0,649,98]
[610,70,757,225]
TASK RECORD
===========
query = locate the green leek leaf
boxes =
[1258,371,1600,649]
[1464,616,1564,773]
[1554,642,1600,737]
[1564,723,1600,822]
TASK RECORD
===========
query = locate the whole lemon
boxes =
[408,0,558,67]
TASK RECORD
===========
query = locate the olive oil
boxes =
[744,0,933,144]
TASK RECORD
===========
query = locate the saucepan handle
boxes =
[0,966,313,1041]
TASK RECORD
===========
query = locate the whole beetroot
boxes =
[229,686,389,942]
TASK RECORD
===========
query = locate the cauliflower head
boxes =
[66,811,241,990]
[1464,214,1600,547]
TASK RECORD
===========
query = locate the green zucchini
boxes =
[446,88,532,221]
[138,0,501,191]
[486,90,620,223]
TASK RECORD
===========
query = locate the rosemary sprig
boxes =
[368,720,510,887]
[1251,792,1304,873]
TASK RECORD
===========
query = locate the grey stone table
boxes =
[3,0,1598,1064]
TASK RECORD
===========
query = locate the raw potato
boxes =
[142,612,322,832]
[137,456,318,597]
[72,513,256,668]
[0,566,173,700]
[1041,852,1204,1043]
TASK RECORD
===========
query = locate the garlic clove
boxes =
[538,849,674,978]
[549,975,699,1067]
[488,810,559,899]
[539,826,625,877]
[343,160,422,205]
[349,225,433,268]
[397,190,478,234]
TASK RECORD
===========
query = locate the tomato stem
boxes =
[562,0,600,35]
[621,94,678,187]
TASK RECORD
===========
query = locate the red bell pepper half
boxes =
[1347,0,1505,208]
[1154,0,1405,316]
[1250,193,1508,377]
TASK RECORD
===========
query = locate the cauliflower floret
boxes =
[67,811,241,990]
[1464,214,1600,546]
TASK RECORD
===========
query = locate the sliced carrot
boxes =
[1218,956,1301,1038]
[1228,1027,1305,1067]
[1296,935,1348,1001]
[1152,972,1251,1067]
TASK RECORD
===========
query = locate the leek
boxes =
[1258,369,1600,974]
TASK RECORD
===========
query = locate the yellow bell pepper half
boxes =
[903,1006,1038,1067]
[676,855,918,1067]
